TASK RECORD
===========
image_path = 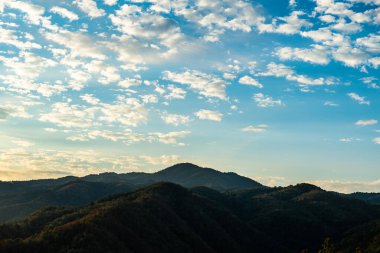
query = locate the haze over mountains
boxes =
[0,163,379,252]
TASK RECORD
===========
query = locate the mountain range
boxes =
[0,163,379,252]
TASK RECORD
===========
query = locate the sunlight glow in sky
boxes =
[0,0,380,192]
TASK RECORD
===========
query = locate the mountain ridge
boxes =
[0,162,378,224]
[0,182,379,252]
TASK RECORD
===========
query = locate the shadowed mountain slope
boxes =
[0,182,379,253]
[0,163,261,222]
[0,183,280,253]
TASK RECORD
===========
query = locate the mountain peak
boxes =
[160,162,203,171]
[153,163,262,190]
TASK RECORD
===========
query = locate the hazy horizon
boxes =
[0,0,379,193]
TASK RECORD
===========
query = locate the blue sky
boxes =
[0,0,380,192]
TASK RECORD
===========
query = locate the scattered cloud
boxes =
[140,155,182,166]
[355,119,378,126]
[74,0,105,18]
[50,6,79,21]
[152,131,191,146]
[256,62,331,86]
[238,75,263,88]
[258,11,311,35]
[253,93,283,108]
[11,139,34,148]
[161,113,191,126]
[339,137,361,143]
[309,179,380,193]
[194,109,223,122]
[324,101,339,106]
[241,124,268,133]
[163,70,228,100]
[373,137,380,144]
[276,45,330,65]
[347,92,370,105]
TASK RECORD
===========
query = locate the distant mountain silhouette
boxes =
[0,163,261,222]
[153,163,261,189]
[348,192,380,205]
[0,182,379,253]
[83,163,262,190]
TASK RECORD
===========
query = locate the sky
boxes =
[0,0,379,192]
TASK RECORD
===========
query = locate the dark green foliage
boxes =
[318,238,339,253]
[337,220,380,253]
[0,182,379,253]
[348,192,380,205]
[0,163,379,252]
[0,183,280,253]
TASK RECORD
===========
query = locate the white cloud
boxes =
[347,92,370,105]
[324,101,339,106]
[339,137,361,143]
[99,98,148,127]
[164,85,186,100]
[355,119,378,126]
[238,75,263,88]
[332,46,367,67]
[163,70,228,100]
[258,11,311,35]
[373,137,380,144]
[314,0,354,17]
[50,6,79,21]
[74,0,105,18]
[0,27,41,50]
[2,0,46,26]
[11,139,34,148]
[0,148,143,180]
[349,0,380,4]
[319,15,336,23]
[241,124,268,133]
[369,57,380,68]
[161,113,190,126]
[109,4,185,59]
[39,102,96,128]
[309,179,380,193]
[104,0,118,6]
[44,30,106,60]
[140,155,181,165]
[151,131,191,145]
[84,60,120,84]
[253,93,283,108]
[81,94,100,105]
[40,99,146,130]
[141,94,158,104]
[256,62,330,86]
[118,78,142,88]
[331,19,362,33]
[257,62,294,77]
[194,109,223,122]
[0,52,56,82]
[182,0,264,42]
[0,104,31,119]
[68,129,146,145]
[276,45,330,65]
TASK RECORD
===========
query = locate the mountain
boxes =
[0,182,379,253]
[0,163,261,222]
[0,183,280,253]
[337,219,380,253]
[222,183,380,252]
[152,163,262,190]
[348,192,380,205]
[83,163,262,190]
